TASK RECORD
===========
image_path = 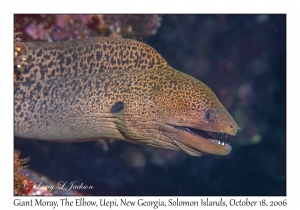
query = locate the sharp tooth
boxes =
[222,142,224,145]
[187,128,191,131]
[218,141,221,144]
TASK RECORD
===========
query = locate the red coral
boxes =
[14,150,30,195]
[14,14,162,42]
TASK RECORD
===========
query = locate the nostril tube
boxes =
[229,125,233,128]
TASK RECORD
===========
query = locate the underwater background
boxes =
[14,14,286,195]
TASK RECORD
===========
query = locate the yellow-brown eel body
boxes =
[14,37,238,156]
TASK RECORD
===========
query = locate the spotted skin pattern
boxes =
[14,37,237,156]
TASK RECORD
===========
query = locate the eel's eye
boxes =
[204,110,215,121]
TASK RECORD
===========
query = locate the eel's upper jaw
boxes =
[170,125,233,156]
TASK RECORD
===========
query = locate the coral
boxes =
[14,30,26,66]
[14,15,56,41]
[25,22,54,41]
[14,150,55,195]
[49,15,98,41]
[103,15,162,39]
[14,14,162,42]
[14,30,27,90]
[14,150,30,195]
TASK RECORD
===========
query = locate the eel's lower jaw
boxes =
[171,125,232,156]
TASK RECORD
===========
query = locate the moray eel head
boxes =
[114,68,238,156]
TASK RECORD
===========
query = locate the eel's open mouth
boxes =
[171,125,232,156]
[175,126,230,145]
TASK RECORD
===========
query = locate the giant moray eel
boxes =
[14,37,238,156]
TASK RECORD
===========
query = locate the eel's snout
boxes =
[214,109,238,137]
[223,121,238,136]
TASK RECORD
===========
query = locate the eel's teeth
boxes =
[222,142,224,145]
